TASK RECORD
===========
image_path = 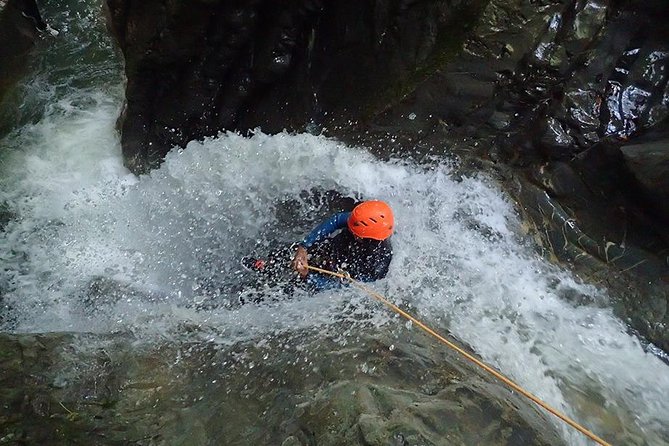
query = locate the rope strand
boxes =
[306,264,612,446]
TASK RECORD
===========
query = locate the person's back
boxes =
[292,200,394,290]
[241,200,395,295]
[308,229,392,283]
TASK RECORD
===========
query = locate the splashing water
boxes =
[0,1,667,445]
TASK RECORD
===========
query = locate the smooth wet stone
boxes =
[620,133,669,221]
[0,329,565,446]
[105,0,487,174]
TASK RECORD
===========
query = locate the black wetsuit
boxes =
[308,229,392,288]
[249,211,392,291]
[299,211,392,289]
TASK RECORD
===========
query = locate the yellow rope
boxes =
[306,264,612,446]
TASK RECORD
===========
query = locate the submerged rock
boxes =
[0,329,564,445]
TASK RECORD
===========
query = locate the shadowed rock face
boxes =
[0,0,41,118]
[484,0,669,351]
[104,0,486,173]
[620,125,669,223]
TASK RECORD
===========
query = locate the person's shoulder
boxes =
[381,238,392,250]
[333,211,351,224]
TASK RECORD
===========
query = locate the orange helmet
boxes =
[347,200,394,240]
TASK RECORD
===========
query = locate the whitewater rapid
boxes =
[0,1,667,445]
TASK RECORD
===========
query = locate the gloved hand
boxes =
[291,245,309,278]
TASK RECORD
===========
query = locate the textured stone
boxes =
[104,0,484,174]
[0,1,39,106]
[0,330,564,446]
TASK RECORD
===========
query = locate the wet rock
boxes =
[0,0,41,128]
[529,162,589,199]
[0,328,565,445]
[480,0,669,350]
[514,174,669,352]
[104,0,486,174]
[495,0,669,154]
[537,117,576,159]
[619,124,669,222]
[520,126,669,310]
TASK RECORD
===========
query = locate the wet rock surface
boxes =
[488,0,669,352]
[0,0,42,135]
[0,329,563,445]
[104,0,487,174]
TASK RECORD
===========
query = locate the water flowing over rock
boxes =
[105,0,669,351]
[1,0,668,444]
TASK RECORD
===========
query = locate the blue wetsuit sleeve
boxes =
[301,212,351,248]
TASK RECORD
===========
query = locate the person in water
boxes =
[243,200,394,291]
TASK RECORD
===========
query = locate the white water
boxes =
[1,2,668,445]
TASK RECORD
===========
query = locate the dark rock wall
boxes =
[0,0,42,118]
[105,0,669,350]
[104,0,485,173]
[494,0,669,210]
[486,0,669,351]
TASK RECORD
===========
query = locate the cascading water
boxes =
[1,1,667,445]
